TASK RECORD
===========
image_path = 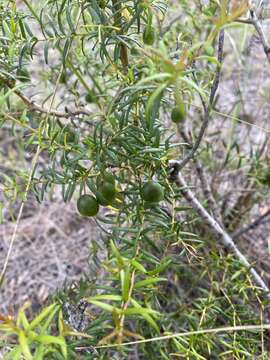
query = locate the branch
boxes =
[1,78,91,119]
[178,127,222,223]
[250,11,270,64]
[169,161,270,299]
[232,207,270,239]
[194,158,222,223]
[173,29,225,172]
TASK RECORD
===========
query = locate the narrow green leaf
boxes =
[34,334,66,346]
[122,267,131,302]
[145,83,167,130]
[28,304,57,331]
[87,300,121,314]
[134,277,167,289]
[123,307,159,316]
[44,42,49,65]
[86,294,122,301]
[181,76,207,101]
[148,259,172,276]
[131,259,147,274]
[18,330,33,360]
[110,240,125,266]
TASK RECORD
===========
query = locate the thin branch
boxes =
[80,323,270,349]
[173,29,225,172]
[194,158,222,223]
[234,18,254,24]
[169,162,270,299]
[178,127,222,223]
[161,14,183,37]
[232,208,270,239]
[250,11,270,64]
[2,78,91,119]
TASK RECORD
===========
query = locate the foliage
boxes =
[1,0,270,359]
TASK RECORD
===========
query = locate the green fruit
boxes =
[77,194,99,216]
[85,91,96,103]
[97,172,115,186]
[141,181,164,203]
[16,68,30,82]
[171,105,186,123]
[96,191,111,206]
[97,182,116,205]
[143,27,155,46]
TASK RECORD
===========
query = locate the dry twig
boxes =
[169,162,270,299]
[1,78,91,119]
[173,29,225,172]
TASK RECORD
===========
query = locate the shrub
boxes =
[1,0,270,359]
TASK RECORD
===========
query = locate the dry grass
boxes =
[0,194,98,314]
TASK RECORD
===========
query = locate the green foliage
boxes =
[0,303,67,359]
[1,0,270,359]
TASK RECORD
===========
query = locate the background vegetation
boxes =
[1,0,270,358]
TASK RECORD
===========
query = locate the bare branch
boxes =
[194,158,222,223]
[173,29,225,172]
[232,208,270,239]
[15,88,91,118]
[250,11,270,63]
[1,78,91,119]
[169,161,270,298]
[178,127,222,223]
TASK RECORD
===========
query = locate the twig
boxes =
[76,323,270,349]
[169,162,270,299]
[173,29,225,172]
[178,127,222,223]
[194,158,222,223]
[161,14,183,37]
[15,88,91,118]
[232,208,270,239]
[250,11,270,64]
[1,78,91,119]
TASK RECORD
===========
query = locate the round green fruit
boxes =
[85,91,96,103]
[96,192,111,206]
[141,181,164,203]
[16,68,30,82]
[77,194,99,217]
[171,105,186,123]
[97,172,115,186]
[97,182,116,205]
[143,27,155,46]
